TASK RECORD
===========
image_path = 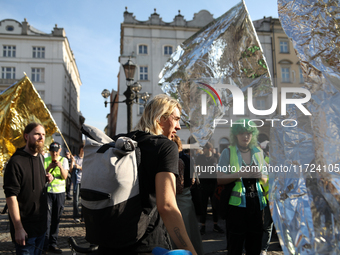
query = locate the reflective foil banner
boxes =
[270,0,340,254]
[159,0,272,146]
[0,76,59,175]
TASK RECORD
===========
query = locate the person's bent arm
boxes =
[155,172,197,255]
[6,196,27,246]
[70,155,75,173]
[57,160,68,180]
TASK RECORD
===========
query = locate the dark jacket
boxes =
[3,147,48,240]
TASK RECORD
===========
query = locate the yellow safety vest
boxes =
[45,156,66,193]
[228,145,267,207]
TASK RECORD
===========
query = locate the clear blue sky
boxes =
[1,0,278,132]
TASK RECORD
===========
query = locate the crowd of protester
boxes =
[3,96,273,255]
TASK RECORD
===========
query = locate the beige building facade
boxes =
[254,17,305,114]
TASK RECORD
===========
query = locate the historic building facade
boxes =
[0,18,83,153]
[110,10,301,152]
[254,17,304,114]
[111,8,214,138]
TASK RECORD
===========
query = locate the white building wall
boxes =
[117,10,214,134]
[0,19,82,154]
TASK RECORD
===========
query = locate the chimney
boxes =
[52,24,66,37]
[22,18,29,35]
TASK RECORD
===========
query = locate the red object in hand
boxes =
[52,160,56,163]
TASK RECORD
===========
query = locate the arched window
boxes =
[6,25,14,31]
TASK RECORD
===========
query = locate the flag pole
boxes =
[58,130,74,156]
[22,73,74,156]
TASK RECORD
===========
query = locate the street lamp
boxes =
[122,58,136,82]
[101,58,150,132]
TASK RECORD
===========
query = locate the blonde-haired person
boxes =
[135,94,182,137]
[100,94,197,255]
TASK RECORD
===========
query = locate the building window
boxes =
[31,68,45,82]
[3,45,16,57]
[299,67,304,84]
[6,26,14,31]
[139,66,148,80]
[1,67,15,79]
[280,41,289,53]
[138,98,145,115]
[281,67,290,83]
[164,46,173,55]
[256,99,266,110]
[138,45,148,55]
[33,47,45,58]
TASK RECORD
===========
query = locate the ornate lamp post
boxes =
[101,58,150,132]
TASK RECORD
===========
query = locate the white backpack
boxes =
[80,124,156,247]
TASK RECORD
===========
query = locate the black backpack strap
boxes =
[97,143,115,153]
[1,204,8,214]
[39,154,45,168]
[135,147,141,168]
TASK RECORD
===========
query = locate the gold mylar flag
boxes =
[0,75,59,175]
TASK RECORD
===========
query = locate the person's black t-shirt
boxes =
[114,131,179,253]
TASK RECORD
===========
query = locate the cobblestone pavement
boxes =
[0,198,88,254]
[0,196,284,255]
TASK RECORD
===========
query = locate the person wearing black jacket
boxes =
[196,142,224,235]
[3,123,53,255]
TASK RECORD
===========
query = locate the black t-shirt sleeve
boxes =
[156,140,179,176]
[3,159,21,197]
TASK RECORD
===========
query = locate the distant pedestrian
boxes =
[196,142,224,235]
[71,145,84,223]
[44,142,69,253]
[3,123,53,255]
[65,151,72,200]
